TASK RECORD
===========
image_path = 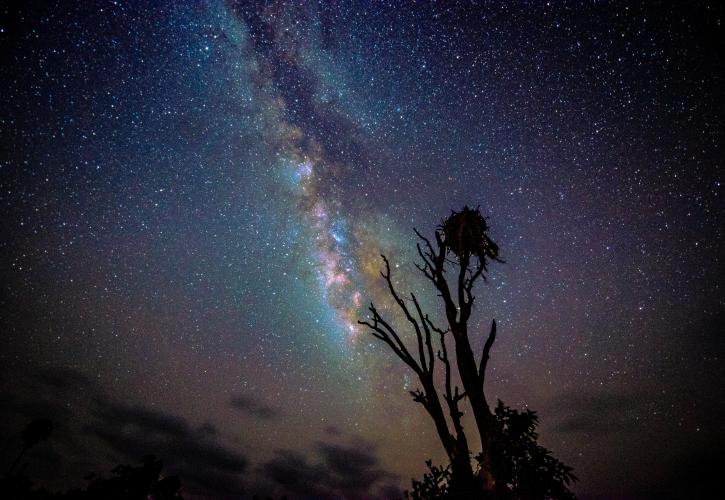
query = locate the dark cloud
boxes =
[323,425,342,436]
[87,401,247,496]
[261,449,331,498]
[0,365,248,498]
[551,391,646,435]
[2,366,403,499]
[34,367,94,391]
[93,403,190,438]
[229,394,280,419]
[318,442,377,475]
[318,442,396,495]
[198,421,219,436]
[0,367,95,433]
[259,440,400,499]
[630,444,724,500]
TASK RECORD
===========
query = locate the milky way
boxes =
[1,2,723,498]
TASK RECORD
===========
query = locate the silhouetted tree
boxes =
[359,207,575,499]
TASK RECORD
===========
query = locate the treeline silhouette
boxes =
[4,455,182,500]
[3,420,183,500]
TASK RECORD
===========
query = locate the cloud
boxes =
[34,366,95,391]
[628,443,725,500]
[318,442,396,495]
[0,367,98,440]
[550,390,646,435]
[197,421,218,436]
[93,403,190,438]
[87,401,247,496]
[261,449,332,498]
[2,366,402,499]
[0,365,248,498]
[259,440,400,499]
[323,424,342,436]
[229,394,280,419]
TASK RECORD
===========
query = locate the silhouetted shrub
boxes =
[489,401,576,500]
[406,401,577,500]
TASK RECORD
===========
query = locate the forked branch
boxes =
[358,303,422,376]
[428,315,466,432]
[379,255,430,373]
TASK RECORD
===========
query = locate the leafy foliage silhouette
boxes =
[406,402,577,500]
[406,460,452,500]
[489,401,576,500]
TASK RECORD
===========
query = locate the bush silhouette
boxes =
[406,401,576,500]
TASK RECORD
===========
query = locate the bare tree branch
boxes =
[434,317,466,437]
[461,259,485,321]
[379,255,429,372]
[414,246,436,283]
[414,228,435,258]
[409,388,429,410]
[411,293,435,374]
[478,319,497,384]
[457,254,469,322]
[358,303,422,376]
[415,230,459,328]
[424,314,448,336]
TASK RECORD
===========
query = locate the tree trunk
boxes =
[421,379,476,485]
[449,445,477,497]
[452,323,497,492]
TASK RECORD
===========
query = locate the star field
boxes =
[1,1,723,498]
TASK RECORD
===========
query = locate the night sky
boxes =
[1,1,723,499]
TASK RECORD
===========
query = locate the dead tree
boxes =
[359,206,503,495]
